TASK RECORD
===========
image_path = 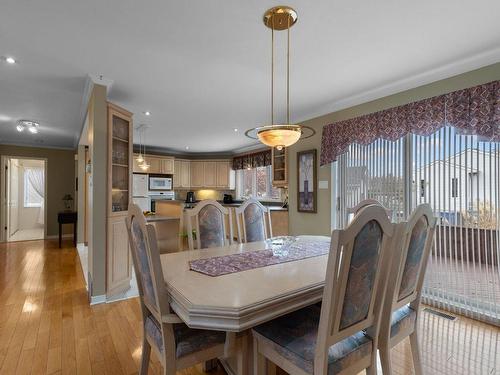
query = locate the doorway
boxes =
[1,157,47,242]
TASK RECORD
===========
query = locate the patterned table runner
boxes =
[189,239,330,277]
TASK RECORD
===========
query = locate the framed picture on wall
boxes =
[297,149,317,213]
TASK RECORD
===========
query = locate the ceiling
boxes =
[1,1,499,152]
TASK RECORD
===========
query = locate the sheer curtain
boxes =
[26,167,45,225]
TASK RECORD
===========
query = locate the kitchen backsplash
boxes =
[175,189,235,201]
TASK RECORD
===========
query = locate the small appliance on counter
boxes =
[223,194,233,204]
[185,191,196,203]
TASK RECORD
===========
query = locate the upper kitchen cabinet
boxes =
[174,159,191,188]
[108,103,133,215]
[133,154,174,174]
[203,161,217,187]
[272,147,288,187]
[190,161,205,188]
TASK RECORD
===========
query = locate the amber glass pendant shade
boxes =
[257,125,301,150]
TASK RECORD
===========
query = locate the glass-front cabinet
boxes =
[107,102,133,297]
[272,147,288,187]
[108,103,133,215]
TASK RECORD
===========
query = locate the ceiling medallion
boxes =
[245,6,315,150]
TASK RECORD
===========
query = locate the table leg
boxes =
[59,223,62,248]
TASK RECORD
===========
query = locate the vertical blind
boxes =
[336,126,500,325]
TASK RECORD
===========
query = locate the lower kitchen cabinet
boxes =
[107,215,132,296]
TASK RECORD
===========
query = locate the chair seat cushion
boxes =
[390,305,416,338]
[144,315,226,358]
[252,305,373,374]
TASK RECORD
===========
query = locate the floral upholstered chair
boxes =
[234,198,272,243]
[126,204,226,375]
[252,205,395,375]
[346,199,393,224]
[184,200,233,250]
[376,204,436,375]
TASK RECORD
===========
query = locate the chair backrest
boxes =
[234,198,272,243]
[315,205,394,374]
[126,204,172,320]
[185,199,233,250]
[346,199,393,224]
[384,204,437,315]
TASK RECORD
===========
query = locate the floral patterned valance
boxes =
[320,80,500,165]
[232,149,272,170]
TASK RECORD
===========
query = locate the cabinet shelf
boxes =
[112,163,129,168]
[113,136,129,143]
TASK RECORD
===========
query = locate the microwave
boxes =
[149,175,172,190]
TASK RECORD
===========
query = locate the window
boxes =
[236,165,281,201]
[451,177,458,198]
[24,169,43,208]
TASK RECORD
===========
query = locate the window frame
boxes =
[235,165,281,202]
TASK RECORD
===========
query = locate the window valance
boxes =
[232,149,272,170]
[320,80,500,165]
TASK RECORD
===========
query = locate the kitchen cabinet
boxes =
[272,147,288,187]
[190,161,205,187]
[107,102,133,297]
[161,158,174,174]
[216,161,229,187]
[204,161,217,187]
[174,159,191,188]
[133,154,174,175]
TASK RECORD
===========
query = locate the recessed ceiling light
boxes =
[5,57,16,64]
[185,146,189,150]
[233,128,238,132]
[144,111,151,116]
[16,120,39,134]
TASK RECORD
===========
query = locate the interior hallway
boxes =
[0,240,499,375]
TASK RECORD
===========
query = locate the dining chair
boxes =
[377,204,437,375]
[126,204,226,375]
[185,199,234,250]
[346,199,393,224]
[234,198,272,243]
[252,205,395,375]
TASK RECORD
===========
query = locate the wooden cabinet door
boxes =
[147,157,161,174]
[216,161,229,188]
[107,216,132,296]
[190,161,204,187]
[181,160,191,187]
[161,158,174,174]
[133,154,142,173]
[203,161,217,187]
[173,160,181,188]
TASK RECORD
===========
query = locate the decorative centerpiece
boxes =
[62,194,74,211]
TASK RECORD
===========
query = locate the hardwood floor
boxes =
[0,239,499,375]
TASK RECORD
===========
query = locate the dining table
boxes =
[159,235,331,375]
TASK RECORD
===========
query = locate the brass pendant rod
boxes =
[287,15,290,125]
[271,17,274,125]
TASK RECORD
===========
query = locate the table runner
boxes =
[189,240,330,277]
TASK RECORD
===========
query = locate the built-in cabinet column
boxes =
[107,102,133,297]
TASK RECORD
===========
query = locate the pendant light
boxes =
[136,125,150,171]
[245,6,315,150]
[136,128,145,164]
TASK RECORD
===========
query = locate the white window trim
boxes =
[235,166,282,203]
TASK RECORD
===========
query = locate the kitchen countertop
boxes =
[155,199,288,211]
[145,214,180,222]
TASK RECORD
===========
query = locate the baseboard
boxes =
[46,234,74,239]
[90,294,106,305]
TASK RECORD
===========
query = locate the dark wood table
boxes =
[58,211,77,248]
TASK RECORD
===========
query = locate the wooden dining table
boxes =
[160,235,331,375]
